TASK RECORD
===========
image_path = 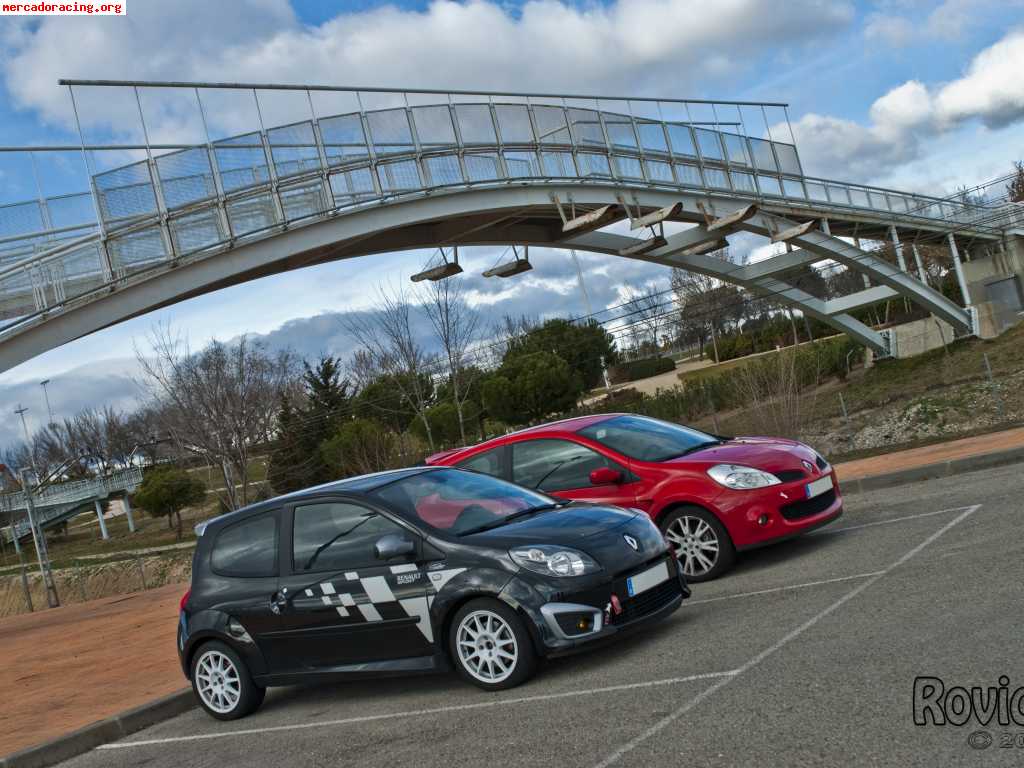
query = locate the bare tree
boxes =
[732,348,816,440]
[623,283,667,355]
[1008,161,1024,203]
[672,268,722,362]
[343,286,439,450]
[420,278,481,444]
[136,325,295,510]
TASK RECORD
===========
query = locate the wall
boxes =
[888,316,957,359]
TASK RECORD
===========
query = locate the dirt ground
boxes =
[0,582,188,757]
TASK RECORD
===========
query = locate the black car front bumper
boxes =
[505,554,690,657]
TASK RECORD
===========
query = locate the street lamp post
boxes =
[40,379,54,426]
[18,468,60,609]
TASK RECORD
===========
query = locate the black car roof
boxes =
[197,466,438,534]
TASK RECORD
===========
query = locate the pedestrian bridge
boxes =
[0,82,1018,368]
[0,467,143,544]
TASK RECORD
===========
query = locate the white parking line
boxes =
[98,670,740,749]
[685,571,886,606]
[813,505,972,536]
[592,504,982,768]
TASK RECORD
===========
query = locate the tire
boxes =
[660,505,735,582]
[190,640,266,720]
[448,598,538,691]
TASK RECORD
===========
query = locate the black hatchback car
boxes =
[178,466,689,719]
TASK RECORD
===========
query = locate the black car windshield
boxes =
[370,468,559,535]
[578,415,720,462]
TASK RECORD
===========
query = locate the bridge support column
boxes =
[889,226,908,272]
[123,495,136,533]
[94,499,109,540]
[911,244,928,284]
[947,234,971,307]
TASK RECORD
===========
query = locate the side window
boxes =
[293,502,411,573]
[512,439,620,491]
[211,513,278,577]
[456,447,505,478]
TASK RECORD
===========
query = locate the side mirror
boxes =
[589,467,623,486]
[374,534,416,561]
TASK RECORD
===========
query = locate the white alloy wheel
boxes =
[455,609,519,684]
[194,649,242,714]
[665,514,720,578]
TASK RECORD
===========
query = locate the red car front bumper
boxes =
[712,470,843,550]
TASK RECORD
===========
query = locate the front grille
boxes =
[615,575,681,625]
[776,469,806,483]
[780,488,837,520]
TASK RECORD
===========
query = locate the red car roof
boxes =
[425,413,623,465]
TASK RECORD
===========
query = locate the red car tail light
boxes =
[179,589,191,613]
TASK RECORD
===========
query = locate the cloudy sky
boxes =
[1,0,1023,449]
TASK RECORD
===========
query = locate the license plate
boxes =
[626,561,670,597]
[806,474,834,499]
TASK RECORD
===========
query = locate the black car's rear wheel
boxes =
[449,598,537,691]
[660,506,735,582]
[191,640,265,720]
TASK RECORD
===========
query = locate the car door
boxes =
[510,438,639,507]
[206,509,282,648]
[263,497,434,671]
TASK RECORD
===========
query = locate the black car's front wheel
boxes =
[449,598,537,691]
[190,640,266,720]
[660,505,735,582]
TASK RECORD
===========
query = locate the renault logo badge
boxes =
[624,534,639,551]
[802,460,815,474]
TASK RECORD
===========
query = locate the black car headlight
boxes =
[509,545,601,577]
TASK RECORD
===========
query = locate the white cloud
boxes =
[1,0,854,138]
[863,13,916,46]
[864,0,1020,45]
[785,28,1024,183]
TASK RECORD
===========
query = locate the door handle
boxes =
[270,587,289,614]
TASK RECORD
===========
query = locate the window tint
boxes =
[211,513,278,577]
[578,415,718,462]
[293,502,410,573]
[456,447,504,478]
[512,439,620,491]
[371,469,550,534]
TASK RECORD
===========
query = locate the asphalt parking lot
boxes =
[57,464,1024,768]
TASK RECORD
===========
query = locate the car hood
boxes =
[462,504,668,568]
[666,436,822,474]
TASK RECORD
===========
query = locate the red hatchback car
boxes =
[426,414,842,581]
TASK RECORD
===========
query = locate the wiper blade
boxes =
[660,440,723,461]
[456,502,565,536]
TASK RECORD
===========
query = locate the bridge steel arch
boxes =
[0,83,1014,372]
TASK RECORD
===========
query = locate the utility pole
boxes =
[18,468,60,608]
[14,405,38,474]
[570,250,613,393]
[39,380,54,426]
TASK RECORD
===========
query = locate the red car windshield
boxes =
[578,415,720,462]
[371,468,556,535]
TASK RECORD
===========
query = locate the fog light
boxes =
[757,514,770,526]
[576,616,592,632]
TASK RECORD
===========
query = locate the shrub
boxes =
[134,466,206,541]
[608,356,675,384]
[321,419,423,478]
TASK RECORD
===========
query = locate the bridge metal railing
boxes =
[0,84,1014,335]
[0,467,143,542]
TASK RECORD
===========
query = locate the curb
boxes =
[0,689,194,768]
[839,445,1024,495]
